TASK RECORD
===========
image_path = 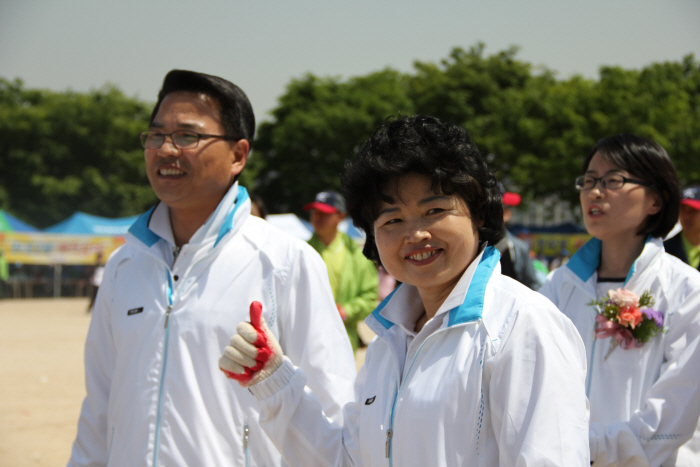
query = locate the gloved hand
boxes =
[219,301,284,387]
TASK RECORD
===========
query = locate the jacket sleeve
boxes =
[67,261,117,467]
[251,349,369,467]
[589,281,700,467]
[339,249,379,331]
[275,244,357,425]
[489,301,591,466]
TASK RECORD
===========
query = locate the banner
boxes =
[519,233,591,258]
[0,232,126,265]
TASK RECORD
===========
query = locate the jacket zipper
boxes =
[386,328,448,465]
[153,270,175,466]
[586,330,596,398]
[244,424,250,467]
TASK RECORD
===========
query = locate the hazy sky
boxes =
[2,1,699,121]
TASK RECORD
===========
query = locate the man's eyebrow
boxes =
[149,121,203,130]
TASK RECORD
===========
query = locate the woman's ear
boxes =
[647,190,663,216]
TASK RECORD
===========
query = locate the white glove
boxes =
[219,301,284,387]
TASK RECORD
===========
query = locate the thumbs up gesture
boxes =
[219,301,284,387]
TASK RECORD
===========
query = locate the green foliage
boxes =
[2,47,699,226]
[250,69,413,214]
[252,46,700,215]
[0,78,156,227]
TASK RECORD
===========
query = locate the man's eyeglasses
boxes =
[139,130,237,149]
[575,174,652,191]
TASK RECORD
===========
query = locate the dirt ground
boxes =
[0,298,368,467]
[0,298,91,467]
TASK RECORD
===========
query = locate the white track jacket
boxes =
[68,184,357,467]
[540,237,700,467]
[250,246,590,466]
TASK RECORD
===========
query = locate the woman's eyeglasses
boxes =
[575,174,651,191]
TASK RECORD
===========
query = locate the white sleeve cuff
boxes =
[249,357,297,399]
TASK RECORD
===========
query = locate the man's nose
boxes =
[157,135,181,156]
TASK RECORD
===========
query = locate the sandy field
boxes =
[0,298,367,467]
[0,298,91,467]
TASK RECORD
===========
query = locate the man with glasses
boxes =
[68,70,356,467]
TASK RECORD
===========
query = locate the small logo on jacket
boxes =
[365,396,376,405]
[127,307,143,316]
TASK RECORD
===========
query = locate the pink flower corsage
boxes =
[588,288,665,359]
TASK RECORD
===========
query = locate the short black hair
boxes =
[584,134,681,239]
[150,69,255,147]
[342,114,504,265]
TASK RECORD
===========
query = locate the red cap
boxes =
[303,190,346,214]
[681,185,700,210]
[502,191,521,207]
[303,201,339,214]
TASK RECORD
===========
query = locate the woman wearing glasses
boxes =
[540,135,700,466]
[219,115,590,466]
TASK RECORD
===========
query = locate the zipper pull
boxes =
[164,305,172,329]
[385,429,392,458]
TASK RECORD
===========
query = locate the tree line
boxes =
[2,43,698,228]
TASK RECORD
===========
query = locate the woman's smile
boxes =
[405,247,443,264]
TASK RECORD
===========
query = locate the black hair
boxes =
[150,69,255,148]
[583,134,681,239]
[342,114,504,265]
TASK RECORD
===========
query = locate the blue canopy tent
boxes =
[44,212,139,235]
[0,209,39,232]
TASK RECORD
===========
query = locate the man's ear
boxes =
[230,139,250,177]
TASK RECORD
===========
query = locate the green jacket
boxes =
[308,232,378,349]
[0,253,8,282]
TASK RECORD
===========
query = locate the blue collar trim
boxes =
[566,237,601,282]
[566,236,650,285]
[370,245,500,330]
[128,206,160,247]
[448,245,500,326]
[214,186,249,247]
[371,286,401,330]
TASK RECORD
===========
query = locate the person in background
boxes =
[530,250,549,285]
[664,185,700,271]
[494,186,544,289]
[219,115,590,466]
[0,249,8,298]
[68,70,356,467]
[249,193,268,219]
[540,135,700,466]
[85,252,104,312]
[304,190,379,350]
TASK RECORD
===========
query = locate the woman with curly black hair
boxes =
[220,115,590,466]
